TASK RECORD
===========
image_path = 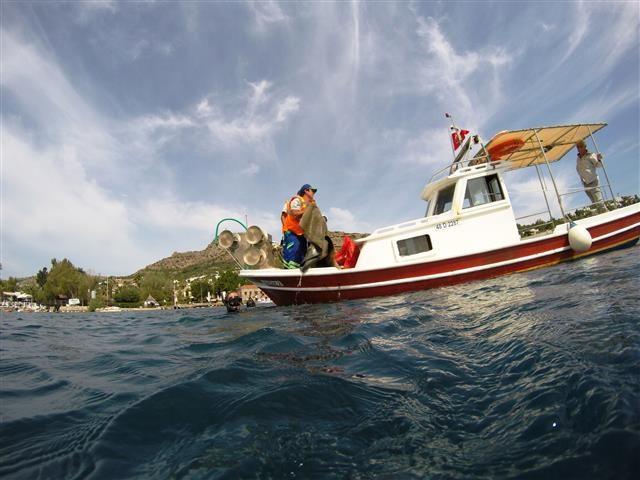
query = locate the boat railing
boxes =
[558,182,626,216]
[557,183,612,202]
[515,211,556,237]
[428,152,504,184]
[515,193,637,239]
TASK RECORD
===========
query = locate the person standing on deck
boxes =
[576,140,607,212]
[281,184,317,269]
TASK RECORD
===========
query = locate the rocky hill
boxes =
[143,242,233,272]
[135,231,369,278]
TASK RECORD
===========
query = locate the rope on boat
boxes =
[213,218,248,270]
[213,218,248,242]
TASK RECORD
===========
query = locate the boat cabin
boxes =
[353,122,625,271]
[354,163,521,270]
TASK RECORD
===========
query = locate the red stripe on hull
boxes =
[248,214,640,306]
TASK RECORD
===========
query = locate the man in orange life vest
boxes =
[281,184,317,269]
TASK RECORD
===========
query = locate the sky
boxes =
[1,0,638,277]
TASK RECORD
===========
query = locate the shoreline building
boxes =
[239,284,269,303]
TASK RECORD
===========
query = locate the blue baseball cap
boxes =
[298,184,317,196]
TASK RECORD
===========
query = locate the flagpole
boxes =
[445,113,457,163]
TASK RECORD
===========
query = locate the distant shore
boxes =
[1,302,227,314]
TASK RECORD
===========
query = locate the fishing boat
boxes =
[223,123,639,306]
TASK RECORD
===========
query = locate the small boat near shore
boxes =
[227,123,639,306]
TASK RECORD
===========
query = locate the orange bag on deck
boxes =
[335,236,360,268]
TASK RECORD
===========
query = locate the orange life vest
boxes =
[282,195,306,235]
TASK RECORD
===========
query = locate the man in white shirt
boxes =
[576,140,607,211]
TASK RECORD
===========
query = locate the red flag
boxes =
[451,129,469,150]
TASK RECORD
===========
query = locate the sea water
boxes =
[1,246,639,479]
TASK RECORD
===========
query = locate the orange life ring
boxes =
[487,138,525,160]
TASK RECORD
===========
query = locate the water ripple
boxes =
[1,246,638,479]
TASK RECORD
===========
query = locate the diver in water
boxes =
[224,291,243,313]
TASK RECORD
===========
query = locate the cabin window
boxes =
[433,184,456,215]
[463,174,504,208]
[397,234,433,257]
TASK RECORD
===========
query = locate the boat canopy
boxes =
[477,123,607,170]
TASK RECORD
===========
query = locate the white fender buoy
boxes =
[568,222,592,252]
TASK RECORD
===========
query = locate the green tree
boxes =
[36,267,48,288]
[0,276,18,292]
[215,270,242,295]
[88,298,105,312]
[189,279,212,303]
[113,285,141,307]
[43,258,91,304]
[139,272,172,305]
[21,280,39,298]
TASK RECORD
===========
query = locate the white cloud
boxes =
[124,38,174,62]
[241,163,261,176]
[351,0,361,75]
[400,128,452,166]
[118,82,301,179]
[524,2,639,115]
[1,28,120,176]
[539,22,555,32]
[573,3,640,86]
[81,0,117,12]
[135,196,281,243]
[0,27,301,275]
[335,12,513,176]
[128,38,150,62]
[157,42,174,56]
[326,207,371,233]
[136,82,300,153]
[196,98,214,117]
[567,85,639,124]
[606,138,639,159]
[137,113,195,131]
[2,127,145,274]
[73,0,118,24]
[414,16,512,124]
[248,80,272,111]
[276,96,301,122]
[247,0,289,33]
[563,1,589,63]
[201,84,300,150]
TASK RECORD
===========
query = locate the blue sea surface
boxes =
[1,247,639,479]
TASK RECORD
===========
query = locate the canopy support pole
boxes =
[535,164,553,223]
[587,125,616,202]
[534,130,567,220]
